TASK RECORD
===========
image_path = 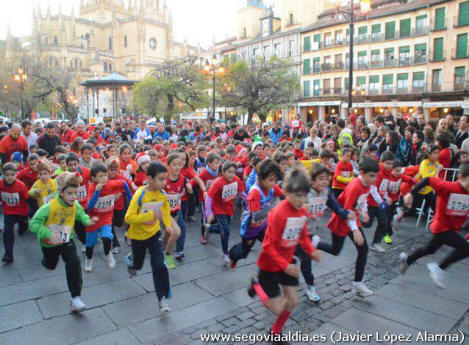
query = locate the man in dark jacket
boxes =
[38,123,61,157]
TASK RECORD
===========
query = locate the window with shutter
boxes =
[303,36,311,52]
[413,72,425,90]
[313,57,320,72]
[385,22,395,39]
[400,19,411,37]
[303,81,311,97]
[313,34,321,49]
[313,80,320,96]
[434,8,445,30]
[433,38,444,61]
[356,76,366,87]
[358,26,368,42]
[369,76,379,83]
[459,1,469,26]
[456,34,468,58]
[383,74,393,92]
[416,15,427,34]
[344,77,349,88]
[369,75,379,92]
[455,67,466,89]
[303,59,311,75]
[397,73,409,91]
[415,43,427,62]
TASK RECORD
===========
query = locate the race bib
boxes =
[49,224,72,244]
[292,120,299,128]
[77,185,87,201]
[1,192,20,206]
[356,193,368,211]
[43,193,55,205]
[307,196,327,217]
[94,195,115,213]
[341,171,351,178]
[167,193,182,211]
[222,182,238,201]
[388,180,401,194]
[379,179,389,192]
[141,201,164,225]
[281,217,307,247]
[447,193,469,216]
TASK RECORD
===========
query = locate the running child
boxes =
[29,161,57,208]
[205,161,246,268]
[247,167,320,343]
[229,159,283,269]
[29,172,98,312]
[125,162,173,312]
[0,163,29,263]
[332,146,354,197]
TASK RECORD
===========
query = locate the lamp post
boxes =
[203,54,225,124]
[332,0,371,117]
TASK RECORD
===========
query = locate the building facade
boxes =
[300,0,469,123]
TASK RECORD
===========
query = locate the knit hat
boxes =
[56,172,81,192]
[11,152,23,163]
[136,152,150,167]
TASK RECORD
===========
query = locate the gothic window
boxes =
[124,35,128,48]
[109,37,113,50]
[104,62,108,72]
[109,64,113,72]
[149,37,157,50]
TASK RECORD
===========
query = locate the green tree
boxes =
[218,57,300,123]
[133,57,209,123]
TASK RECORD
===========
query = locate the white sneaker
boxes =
[70,296,87,313]
[223,254,230,269]
[105,252,116,269]
[399,252,409,275]
[427,262,445,288]
[391,214,400,233]
[159,298,171,313]
[84,258,93,272]
[81,245,86,253]
[312,235,320,248]
[352,281,374,297]
[306,285,320,302]
[111,246,119,254]
[370,242,386,253]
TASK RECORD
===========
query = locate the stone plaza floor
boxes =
[1,211,469,345]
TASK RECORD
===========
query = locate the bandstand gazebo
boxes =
[81,72,135,121]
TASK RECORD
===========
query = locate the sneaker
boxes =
[383,234,393,244]
[370,242,386,253]
[84,258,93,272]
[105,252,116,269]
[1,256,13,264]
[399,252,409,275]
[306,285,320,302]
[203,224,211,241]
[200,235,207,245]
[81,245,86,253]
[158,298,171,313]
[124,253,137,277]
[70,296,87,313]
[164,254,176,269]
[175,251,184,261]
[230,260,237,269]
[312,235,320,248]
[111,246,119,254]
[391,214,400,233]
[351,281,374,297]
[223,254,231,269]
[247,276,259,298]
[427,262,445,288]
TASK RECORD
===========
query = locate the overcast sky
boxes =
[0,0,279,47]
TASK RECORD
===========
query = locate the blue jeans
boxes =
[3,214,28,259]
[174,210,187,253]
[131,232,171,301]
[216,214,231,255]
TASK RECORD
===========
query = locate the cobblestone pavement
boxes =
[1,211,469,345]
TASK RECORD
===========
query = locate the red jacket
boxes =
[0,180,29,216]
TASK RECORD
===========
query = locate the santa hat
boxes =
[136,152,150,166]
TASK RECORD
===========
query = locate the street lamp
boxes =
[331,0,371,116]
[203,54,225,124]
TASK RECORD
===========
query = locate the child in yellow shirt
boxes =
[29,161,57,207]
[417,144,442,212]
[124,161,173,312]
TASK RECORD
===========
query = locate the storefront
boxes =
[423,101,469,120]
[342,101,422,121]
[298,101,341,123]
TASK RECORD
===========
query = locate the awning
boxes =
[298,101,341,106]
[342,101,422,108]
[423,101,469,109]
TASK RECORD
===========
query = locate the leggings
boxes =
[317,229,368,282]
[3,214,28,260]
[216,214,232,255]
[407,231,469,269]
[362,206,390,244]
[229,231,265,264]
[112,209,125,247]
[296,244,315,286]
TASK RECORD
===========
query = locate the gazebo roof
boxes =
[81,72,135,87]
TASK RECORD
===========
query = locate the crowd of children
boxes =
[0,114,468,345]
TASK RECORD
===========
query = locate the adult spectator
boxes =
[269,121,283,144]
[416,112,426,130]
[134,120,152,142]
[233,127,248,141]
[455,115,469,149]
[395,126,414,165]
[152,123,170,141]
[38,123,61,157]
[303,127,322,152]
[71,120,91,142]
[337,118,353,150]
[0,124,28,162]
[383,109,395,129]
[189,126,204,142]
[446,114,457,136]
[60,122,74,144]
[121,122,134,143]
[21,120,38,149]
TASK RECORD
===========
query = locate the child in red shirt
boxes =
[119,144,137,181]
[248,167,320,339]
[85,163,131,272]
[322,158,380,297]
[0,163,30,263]
[292,141,304,160]
[205,161,246,268]
[401,163,469,288]
[332,147,354,197]
[134,153,150,187]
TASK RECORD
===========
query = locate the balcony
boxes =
[370,60,383,69]
[332,62,344,71]
[428,50,445,62]
[312,66,321,74]
[384,59,397,68]
[357,34,369,44]
[323,88,331,95]
[412,26,429,36]
[430,18,447,31]
[454,16,469,28]
[452,48,469,60]
[324,40,333,48]
[398,57,411,67]
[414,54,428,64]
[357,61,369,70]
[321,63,332,72]
[412,86,426,94]
[454,81,469,91]
[333,87,343,95]
[432,84,442,92]
[382,86,394,95]
[371,33,384,43]
[396,86,410,94]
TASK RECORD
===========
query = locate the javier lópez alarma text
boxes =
[328,330,465,344]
